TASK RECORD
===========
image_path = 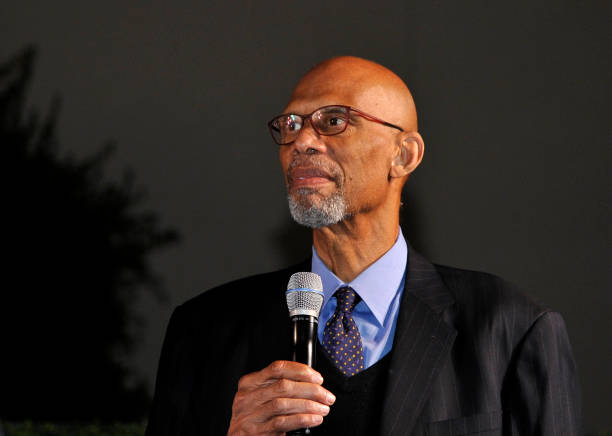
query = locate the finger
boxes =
[262,361,324,384]
[257,378,336,406]
[231,380,335,426]
[239,361,323,391]
[265,413,324,433]
[264,398,330,417]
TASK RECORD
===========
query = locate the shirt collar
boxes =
[311,228,408,327]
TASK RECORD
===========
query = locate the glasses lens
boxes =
[270,114,302,144]
[312,106,348,135]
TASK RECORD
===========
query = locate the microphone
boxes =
[286,272,324,435]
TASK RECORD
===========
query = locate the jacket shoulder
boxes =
[433,264,552,345]
[435,264,548,313]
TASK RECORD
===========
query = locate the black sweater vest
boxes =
[314,343,392,435]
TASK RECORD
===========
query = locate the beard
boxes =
[287,187,349,229]
[285,156,349,229]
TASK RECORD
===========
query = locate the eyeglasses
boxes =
[267,105,404,145]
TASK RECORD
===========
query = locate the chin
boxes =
[287,188,349,229]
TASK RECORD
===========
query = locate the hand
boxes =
[227,360,335,435]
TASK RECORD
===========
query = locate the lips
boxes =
[288,167,335,188]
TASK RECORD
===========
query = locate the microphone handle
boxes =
[290,315,318,367]
[288,315,318,436]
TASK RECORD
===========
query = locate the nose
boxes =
[291,120,327,155]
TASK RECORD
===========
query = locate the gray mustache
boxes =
[287,157,343,181]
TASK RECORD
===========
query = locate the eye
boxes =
[275,115,301,133]
[315,107,348,132]
[327,116,345,127]
[286,115,302,131]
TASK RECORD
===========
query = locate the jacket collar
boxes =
[379,246,456,436]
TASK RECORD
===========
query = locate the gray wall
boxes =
[2,1,609,431]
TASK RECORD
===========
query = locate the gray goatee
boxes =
[287,188,348,229]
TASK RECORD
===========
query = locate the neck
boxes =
[312,203,400,283]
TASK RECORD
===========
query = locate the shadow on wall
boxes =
[400,183,429,258]
[0,47,179,421]
[272,217,312,266]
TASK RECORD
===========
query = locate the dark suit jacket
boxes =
[145,249,582,435]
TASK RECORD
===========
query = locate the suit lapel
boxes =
[380,248,457,436]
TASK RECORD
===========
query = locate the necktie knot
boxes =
[335,286,360,313]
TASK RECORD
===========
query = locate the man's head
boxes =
[273,56,424,229]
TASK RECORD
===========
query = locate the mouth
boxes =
[287,167,336,189]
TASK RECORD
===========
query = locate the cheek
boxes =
[356,135,393,176]
[278,149,291,177]
[342,142,392,195]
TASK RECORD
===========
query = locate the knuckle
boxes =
[315,386,329,401]
[231,392,246,410]
[304,399,319,413]
[237,374,249,390]
[270,397,287,411]
[300,414,314,426]
[269,360,286,375]
[242,421,258,434]
[274,378,291,394]
[270,415,288,431]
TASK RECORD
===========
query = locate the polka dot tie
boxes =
[322,286,364,376]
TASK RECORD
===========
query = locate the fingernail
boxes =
[327,392,336,404]
[313,372,324,383]
[320,405,330,416]
[312,415,323,424]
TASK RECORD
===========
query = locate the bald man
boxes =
[146,57,581,436]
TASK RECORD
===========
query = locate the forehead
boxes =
[284,80,353,113]
[284,81,394,117]
[283,66,400,123]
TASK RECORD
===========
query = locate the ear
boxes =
[389,131,424,178]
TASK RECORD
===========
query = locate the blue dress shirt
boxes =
[311,228,408,369]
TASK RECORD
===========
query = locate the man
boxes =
[146,56,582,435]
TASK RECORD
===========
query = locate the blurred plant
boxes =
[2,420,146,436]
[0,46,178,421]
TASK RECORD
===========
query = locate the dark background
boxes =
[1,0,610,432]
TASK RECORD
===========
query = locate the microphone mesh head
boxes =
[286,272,324,318]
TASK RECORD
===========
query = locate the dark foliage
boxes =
[0,47,178,421]
[1,420,146,436]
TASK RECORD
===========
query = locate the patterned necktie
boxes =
[322,286,364,376]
